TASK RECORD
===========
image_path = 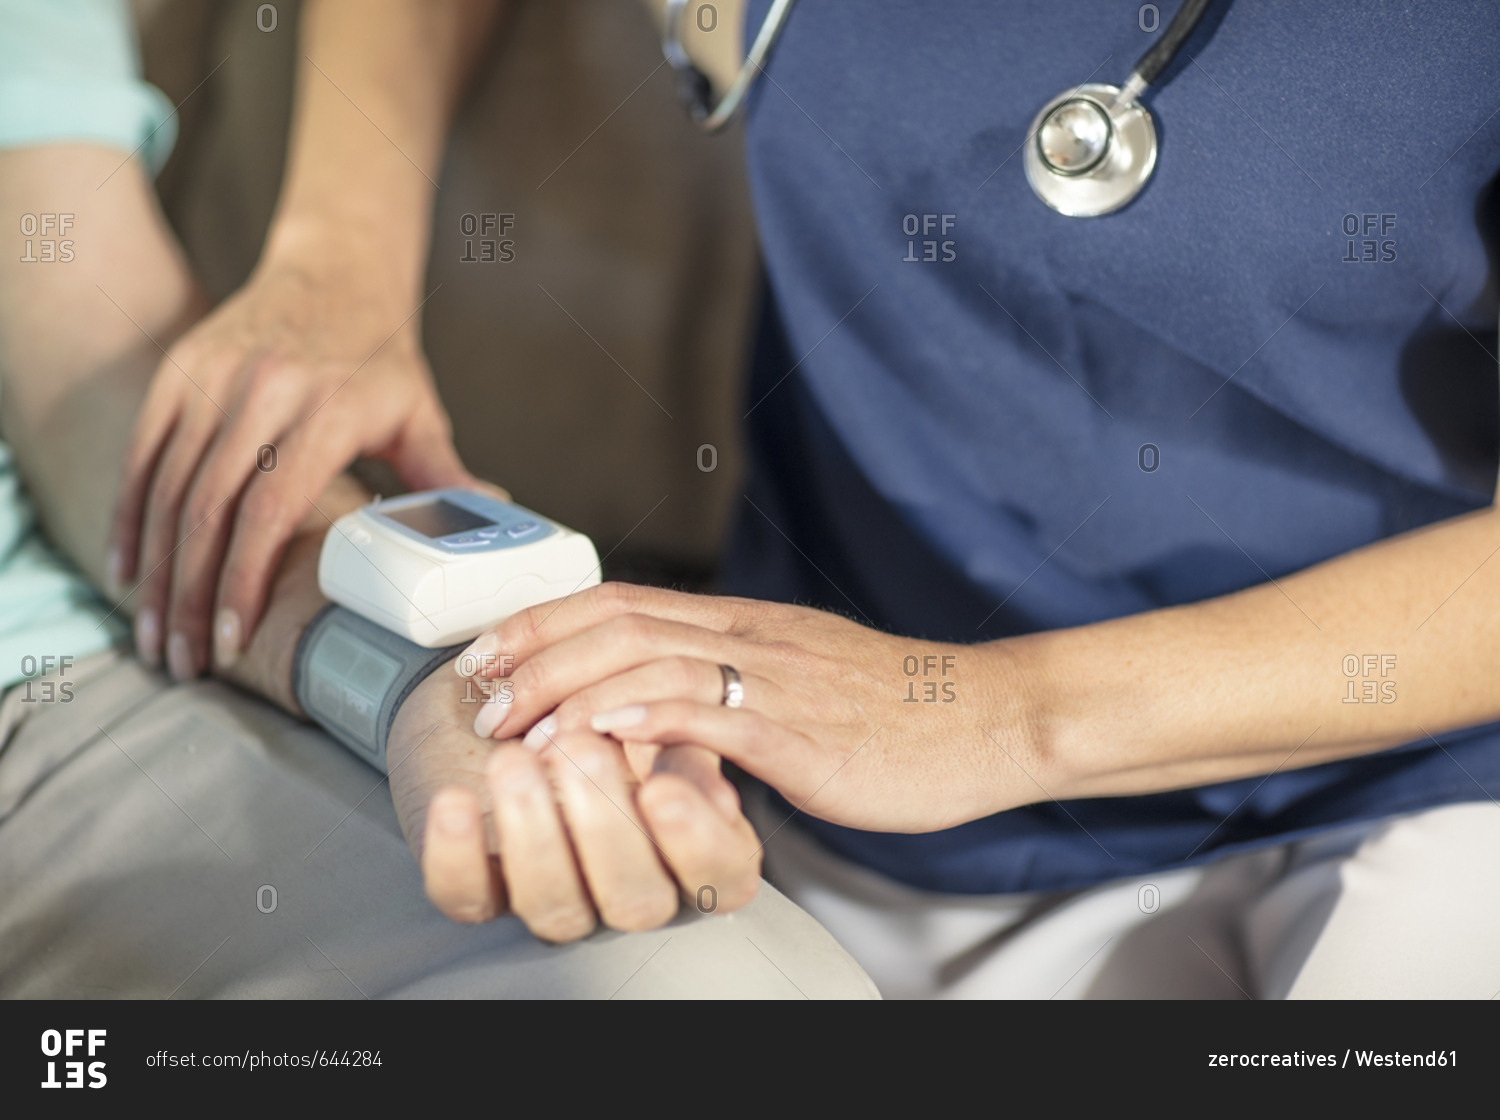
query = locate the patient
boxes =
[0,0,873,998]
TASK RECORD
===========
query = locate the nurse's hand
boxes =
[107,239,475,683]
[460,583,1036,833]
[388,665,762,942]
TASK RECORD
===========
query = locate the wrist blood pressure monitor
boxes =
[319,488,601,647]
[293,488,601,772]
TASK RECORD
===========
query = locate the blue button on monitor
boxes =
[506,521,539,538]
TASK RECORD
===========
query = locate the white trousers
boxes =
[753,792,1500,999]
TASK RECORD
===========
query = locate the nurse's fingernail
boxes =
[458,631,503,677]
[591,705,648,734]
[166,631,195,681]
[135,609,161,666]
[472,687,513,739]
[214,608,242,669]
[106,546,124,594]
[522,715,557,752]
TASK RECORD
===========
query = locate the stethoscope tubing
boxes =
[663,0,798,133]
[663,0,1217,214]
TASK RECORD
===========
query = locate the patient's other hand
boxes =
[387,666,762,942]
[107,245,475,684]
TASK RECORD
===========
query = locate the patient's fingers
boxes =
[650,742,746,821]
[486,746,596,943]
[421,787,504,924]
[543,731,680,934]
[639,755,762,916]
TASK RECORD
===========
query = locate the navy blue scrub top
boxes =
[724,0,1500,894]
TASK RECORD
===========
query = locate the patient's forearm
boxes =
[0,147,200,588]
[0,146,362,713]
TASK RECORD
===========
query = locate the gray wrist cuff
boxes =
[292,604,465,773]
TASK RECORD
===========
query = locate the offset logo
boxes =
[40,1029,106,1089]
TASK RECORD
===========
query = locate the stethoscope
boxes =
[663,0,1213,218]
[662,0,797,132]
[1025,0,1213,216]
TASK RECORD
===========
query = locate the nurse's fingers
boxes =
[486,746,596,944]
[462,582,749,679]
[108,365,185,592]
[131,400,224,669]
[165,382,303,676]
[590,700,818,801]
[543,731,680,934]
[528,657,784,750]
[382,401,481,496]
[472,613,755,741]
[213,407,359,665]
[421,786,505,924]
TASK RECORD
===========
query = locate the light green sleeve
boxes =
[0,0,176,171]
[0,0,181,689]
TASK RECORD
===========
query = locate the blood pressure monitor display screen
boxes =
[384,498,493,539]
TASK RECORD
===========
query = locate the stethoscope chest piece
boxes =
[1024,83,1158,217]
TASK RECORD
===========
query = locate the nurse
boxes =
[131,0,1500,996]
[456,0,1500,997]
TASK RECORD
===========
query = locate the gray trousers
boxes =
[0,653,877,999]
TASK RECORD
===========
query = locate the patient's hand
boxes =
[387,666,763,942]
[179,471,758,944]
